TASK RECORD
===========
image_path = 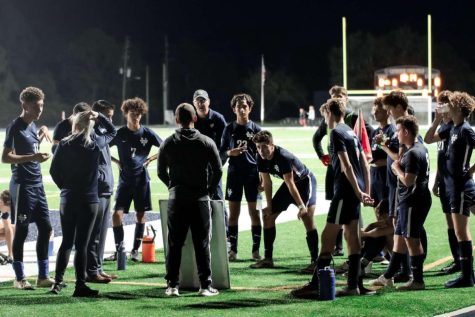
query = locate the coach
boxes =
[158,103,222,297]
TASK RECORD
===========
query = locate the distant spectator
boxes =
[307,105,316,126]
[298,108,307,127]
[0,190,14,265]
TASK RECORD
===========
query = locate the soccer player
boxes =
[250,130,318,271]
[108,98,162,262]
[52,102,91,153]
[158,103,222,297]
[369,116,431,291]
[220,93,262,261]
[50,109,116,297]
[1,87,54,290]
[86,100,117,283]
[424,91,475,288]
[369,97,395,205]
[0,190,14,264]
[424,91,459,274]
[291,98,372,298]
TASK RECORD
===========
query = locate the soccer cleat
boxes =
[49,282,67,295]
[13,279,34,290]
[228,250,239,262]
[368,274,394,288]
[249,258,274,269]
[252,251,262,261]
[444,275,474,288]
[165,286,180,296]
[397,280,425,291]
[336,286,360,297]
[130,250,140,262]
[72,285,99,297]
[290,282,319,299]
[198,286,219,296]
[36,277,55,288]
[104,253,117,262]
[332,248,344,257]
[441,262,461,274]
[100,272,118,280]
[299,261,317,274]
[393,272,411,283]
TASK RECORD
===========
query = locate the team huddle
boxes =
[1,85,474,298]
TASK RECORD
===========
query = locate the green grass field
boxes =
[0,126,474,317]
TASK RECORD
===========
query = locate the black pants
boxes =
[166,199,212,288]
[87,196,111,276]
[362,236,387,261]
[55,201,98,286]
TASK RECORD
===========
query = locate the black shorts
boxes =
[9,181,50,226]
[388,184,398,218]
[325,165,334,200]
[114,181,152,213]
[438,179,451,214]
[225,169,259,202]
[449,178,475,217]
[326,192,360,225]
[395,193,431,239]
[271,173,317,214]
[370,166,388,205]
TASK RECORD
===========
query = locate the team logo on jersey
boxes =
[451,134,458,144]
[99,127,107,134]
[227,188,233,196]
[140,137,149,146]
[246,131,254,139]
[18,214,27,223]
[210,123,214,128]
[274,165,280,173]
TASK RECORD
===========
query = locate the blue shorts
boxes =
[225,169,259,202]
[388,184,398,218]
[326,191,360,225]
[395,192,431,238]
[370,166,388,205]
[271,173,317,214]
[9,181,50,226]
[114,181,152,213]
[438,179,451,214]
[449,178,475,217]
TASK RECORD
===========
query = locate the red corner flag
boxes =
[354,109,372,161]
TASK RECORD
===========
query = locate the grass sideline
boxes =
[0,126,474,316]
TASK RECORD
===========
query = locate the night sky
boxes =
[7,0,475,119]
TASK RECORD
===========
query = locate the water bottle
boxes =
[117,243,127,270]
[48,229,54,257]
[318,266,336,300]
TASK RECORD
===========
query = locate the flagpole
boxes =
[260,54,265,126]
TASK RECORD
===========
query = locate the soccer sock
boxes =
[251,225,262,253]
[228,225,238,254]
[263,227,276,259]
[347,254,361,290]
[448,229,460,264]
[132,223,145,251]
[335,229,343,250]
[384,252,405,279]
[411,254,425,283]
[420,227,428,259]
[306,229,319,262]
[400,253,412,276]
[38,259,49,279]
[12,261,25,281]
[113,225,124,251]
[310,256,331,285]
[459,240,473,280]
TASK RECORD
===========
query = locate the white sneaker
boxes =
[228,250,238,262]
[369,274,394,287]
[130,250,140,262]
[165,286,179,296]
[14,279,34,290]
[198,286,219,296]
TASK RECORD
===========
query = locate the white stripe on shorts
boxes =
[407,207,413,237]
[335,199,343,225]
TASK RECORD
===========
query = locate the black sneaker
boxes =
[50,282,67,295]
[393,272,411,283]
[442,262,461,274]
[72,285,99,297]
[290,283,319,299]
[444,275,474,288]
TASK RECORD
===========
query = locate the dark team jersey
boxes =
[50,113,116,203]
[371,124,396,162]
[386,132,423,188]
[110,126,162,185]
[257,146,310,182]
[195,109,226,148]
[94,121,115,196]
[4,118,43,186]
[220,120,261,172]
[331,123,365,195]
[436,121,453,176]
[397,142,430,204]
[439,121,475,181]
[52,119,72,153]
